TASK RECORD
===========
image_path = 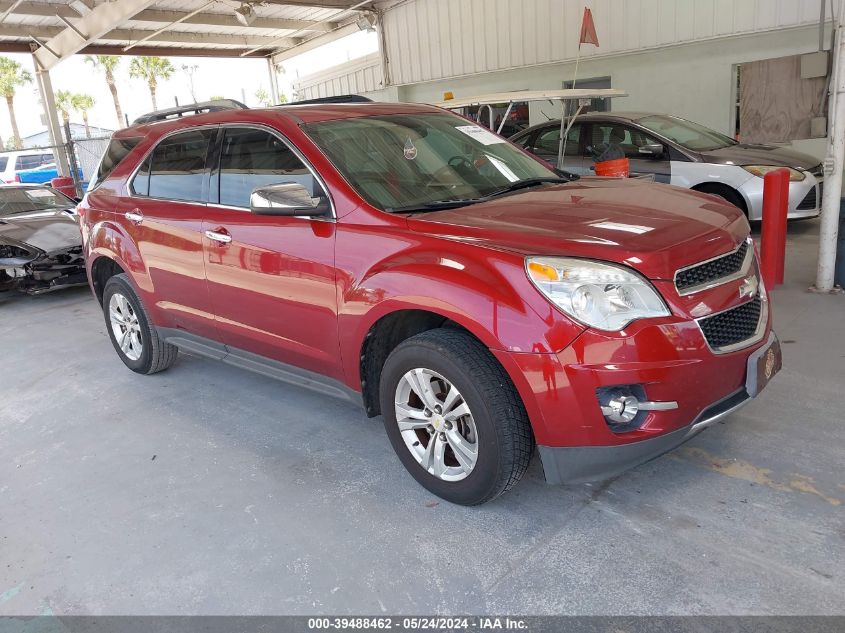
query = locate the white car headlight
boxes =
[526,257,670,331]
[742,165,805,182]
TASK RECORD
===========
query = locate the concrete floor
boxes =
[0,219,843,616]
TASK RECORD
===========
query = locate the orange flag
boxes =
[579,8,599,47]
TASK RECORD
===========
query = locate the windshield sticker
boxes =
[403,137,418,160]
[486,155,519,182]
[455,125,506,146]
[27,189,55,198]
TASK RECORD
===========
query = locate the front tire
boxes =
[379,328,533,505]
[102,274,177,375]
[694,183,748,218]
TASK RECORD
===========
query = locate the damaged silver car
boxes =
[0,185,86,295]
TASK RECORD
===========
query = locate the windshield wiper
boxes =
[386,173,577,213]
[486,176,572,198]
[386,198,485,213]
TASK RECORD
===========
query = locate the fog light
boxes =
[603,394,640,424]
[596,385,679,432]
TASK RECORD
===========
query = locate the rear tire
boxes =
[102,274,177,375]
[379,328,533,505]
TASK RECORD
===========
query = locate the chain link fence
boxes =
[71,135,112,185]
[10,132,111,197]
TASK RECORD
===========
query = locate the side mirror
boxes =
[638,143,664,157]
[250,183,330,217]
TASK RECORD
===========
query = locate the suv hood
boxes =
[406,179,749,281]
[699,143,821,170]
[0,208,81,254]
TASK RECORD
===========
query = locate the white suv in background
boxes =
[0,150,56,184]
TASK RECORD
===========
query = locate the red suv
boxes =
[79,99,781,505]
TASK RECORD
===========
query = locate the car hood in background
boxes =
[699,144,821,170]
[0,208,81,254]
[407,178,749,281]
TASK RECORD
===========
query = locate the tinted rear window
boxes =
[91,137,142,188]
[0,157,7,171]
[131,129,213,202]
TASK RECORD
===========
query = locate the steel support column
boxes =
[267,57,280,104]
[32,54,69,176]
[816,0,845,291]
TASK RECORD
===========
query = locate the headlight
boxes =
[742,165,805,182]
[526,257,670,331]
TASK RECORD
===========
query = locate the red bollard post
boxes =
[760,168,790,289]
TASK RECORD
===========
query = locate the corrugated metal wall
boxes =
[293,53,384,100]
[381,0,822,86]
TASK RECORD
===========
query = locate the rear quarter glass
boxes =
[89,137,143,190]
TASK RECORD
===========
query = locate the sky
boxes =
[0,29,379,142]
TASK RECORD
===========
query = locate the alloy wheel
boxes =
[394,368,479,482]
[108,292,143,361]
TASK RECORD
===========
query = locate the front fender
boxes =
[337,237,585,388]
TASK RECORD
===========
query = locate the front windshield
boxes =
[303,113,558,211]
[0,187,75,217]
[637,115,736,151]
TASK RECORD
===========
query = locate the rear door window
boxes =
[590,123,661,158]
[532,124,582,156]
[132,129,214,202]
[216,127,323,208]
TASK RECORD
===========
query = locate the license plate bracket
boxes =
[746,333,782,397]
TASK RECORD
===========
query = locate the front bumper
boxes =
[538,388,751,484]
[528,326,781,484]
[740,172,822,221]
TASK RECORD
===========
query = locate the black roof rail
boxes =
[132,99,249,125]
[290,95,373,105]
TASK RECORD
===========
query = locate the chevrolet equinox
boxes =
[79,99,781,505]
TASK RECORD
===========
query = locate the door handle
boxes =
[205,229,232,244]
[124,210,143,224]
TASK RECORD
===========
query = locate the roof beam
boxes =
[260,0,371,8]
[0,2,337,31]
[82,44,271,58]
[0,25,298,50]
[33,0,157,69]
[270,21,360,63]
[131,9,336,32]
[244,0,371,56]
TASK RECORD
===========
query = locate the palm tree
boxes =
[0,56,32,150]
[55,89,75,124]
[85,55,124,128]
[129,56,174,111]
[73,94,95,138]
[255,87,271,107]
[181,64,198,103]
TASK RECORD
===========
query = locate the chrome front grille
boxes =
[674,239,752,296]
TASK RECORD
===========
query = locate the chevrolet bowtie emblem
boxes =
[739,276,759,299]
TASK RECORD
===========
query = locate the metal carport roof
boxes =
[0,0,377,174]
[0,0,375,62]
